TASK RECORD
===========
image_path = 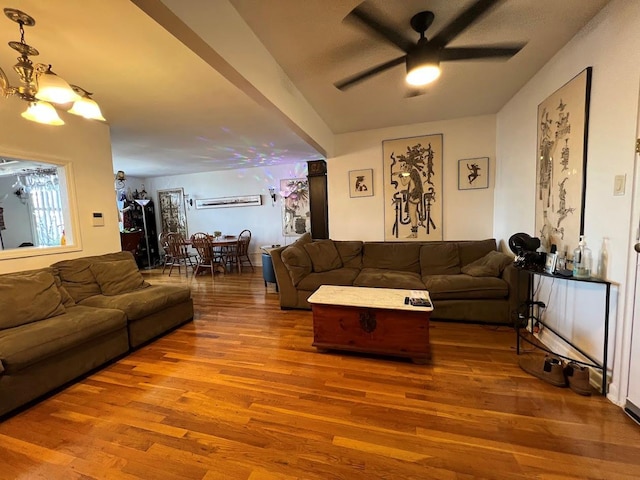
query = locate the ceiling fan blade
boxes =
[430,0,502,48]
[440,45,525,61]
[334,55,406,91]
[347,5,414,53]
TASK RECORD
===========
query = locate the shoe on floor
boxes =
[518,354,567,387]
[564,362,592,396]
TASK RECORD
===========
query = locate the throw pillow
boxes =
[281,245,312,286]
[461,251,514,277]
[303,239,343,273]
[0,271,66,329]
[90,259,150,296]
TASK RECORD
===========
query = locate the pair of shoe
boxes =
[518,354,592,396]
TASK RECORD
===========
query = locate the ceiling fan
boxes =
[334,0,526,92]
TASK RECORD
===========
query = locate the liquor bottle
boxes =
[572,235,592,279]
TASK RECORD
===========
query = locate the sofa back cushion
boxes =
[0,270,66,329]
[362,242,422,273]
[457,239,498,267]
[281,233,313,286]
[334,241,363,269]
[420,243,461,275]
[303,239,343,273]
[52,258,101,302]
[90,259,150,295]
[52,251,137,302]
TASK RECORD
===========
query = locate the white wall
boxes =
[0,97,120,273]
[144,162,309,266]
[495,0,640,403]
[329,115,497,242]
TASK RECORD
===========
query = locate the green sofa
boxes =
[0,251,193,418]
[271,233,527,324]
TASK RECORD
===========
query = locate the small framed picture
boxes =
[458,157,489,190]
[349,169,374,198]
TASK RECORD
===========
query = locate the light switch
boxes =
[614,175,626,196]
[92,212,104,226]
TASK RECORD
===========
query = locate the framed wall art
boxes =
[195,195,261,209]
[280,178,310,236]
[382,133,443,241]
[349,168,374,198]
[535,67,592,255]
[157,188,188,237]
[458,157,489,190]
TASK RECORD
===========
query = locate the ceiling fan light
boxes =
[21,101,65,125]
[35,68,80,104]
[406,64,441,86]
[68,96,106,121]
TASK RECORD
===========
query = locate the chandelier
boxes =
[0,8,105,126]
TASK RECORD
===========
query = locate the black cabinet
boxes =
[123,199,160,268]
[307,160,329,239]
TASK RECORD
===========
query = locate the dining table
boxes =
[207,236,238,272]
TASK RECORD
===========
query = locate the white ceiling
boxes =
[0,0,611,177]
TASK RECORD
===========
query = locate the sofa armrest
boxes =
[270,246,299,309]
[501,263,530,324]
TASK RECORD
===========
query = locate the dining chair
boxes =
[158,232,173,273]
[190,232,217,278]
[166,232,196,276]
[229,229,254,273]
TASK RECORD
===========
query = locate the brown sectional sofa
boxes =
[0,251,193,418]
[271,233,527,324]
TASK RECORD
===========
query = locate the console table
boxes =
[516,268,611,395]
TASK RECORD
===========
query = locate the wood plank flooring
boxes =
[1,268,639,479]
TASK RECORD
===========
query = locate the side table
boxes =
[516,268,612,395]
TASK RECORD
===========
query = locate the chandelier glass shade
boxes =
[0,8,105,126]
[21,100,64,125]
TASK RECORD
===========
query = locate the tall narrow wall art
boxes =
[535,67,592,256]
[280,178,310,236]
[383,134,443,241]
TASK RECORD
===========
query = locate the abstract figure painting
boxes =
[383,134,443,241]
[280,178,310,236]
[349,169,374,197]
[458,157,489,190]
[535,67,592,255]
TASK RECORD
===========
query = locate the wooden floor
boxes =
[1,268,639,479]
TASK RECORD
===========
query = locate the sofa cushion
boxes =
[281,245,312,286]
[52,258,101,302]
[420,243,461,275]
[354,268,426,290]
[53,274,76,307]
[458,239,498,267]
[90,259,150,296]
[362,243,422,273]
[334,241,363,269]
[52,252,136,302]
[422,275,508,300]
[79,284,192,321]
[461,251,514,277]
[0,305,126,374]
[297,268,361,292]
[0,271,66,329]
[303,239,343,273]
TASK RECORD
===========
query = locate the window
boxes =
[23,169,64,246]
[0,155,78,257]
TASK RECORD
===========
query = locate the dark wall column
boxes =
[307,160,329,239]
